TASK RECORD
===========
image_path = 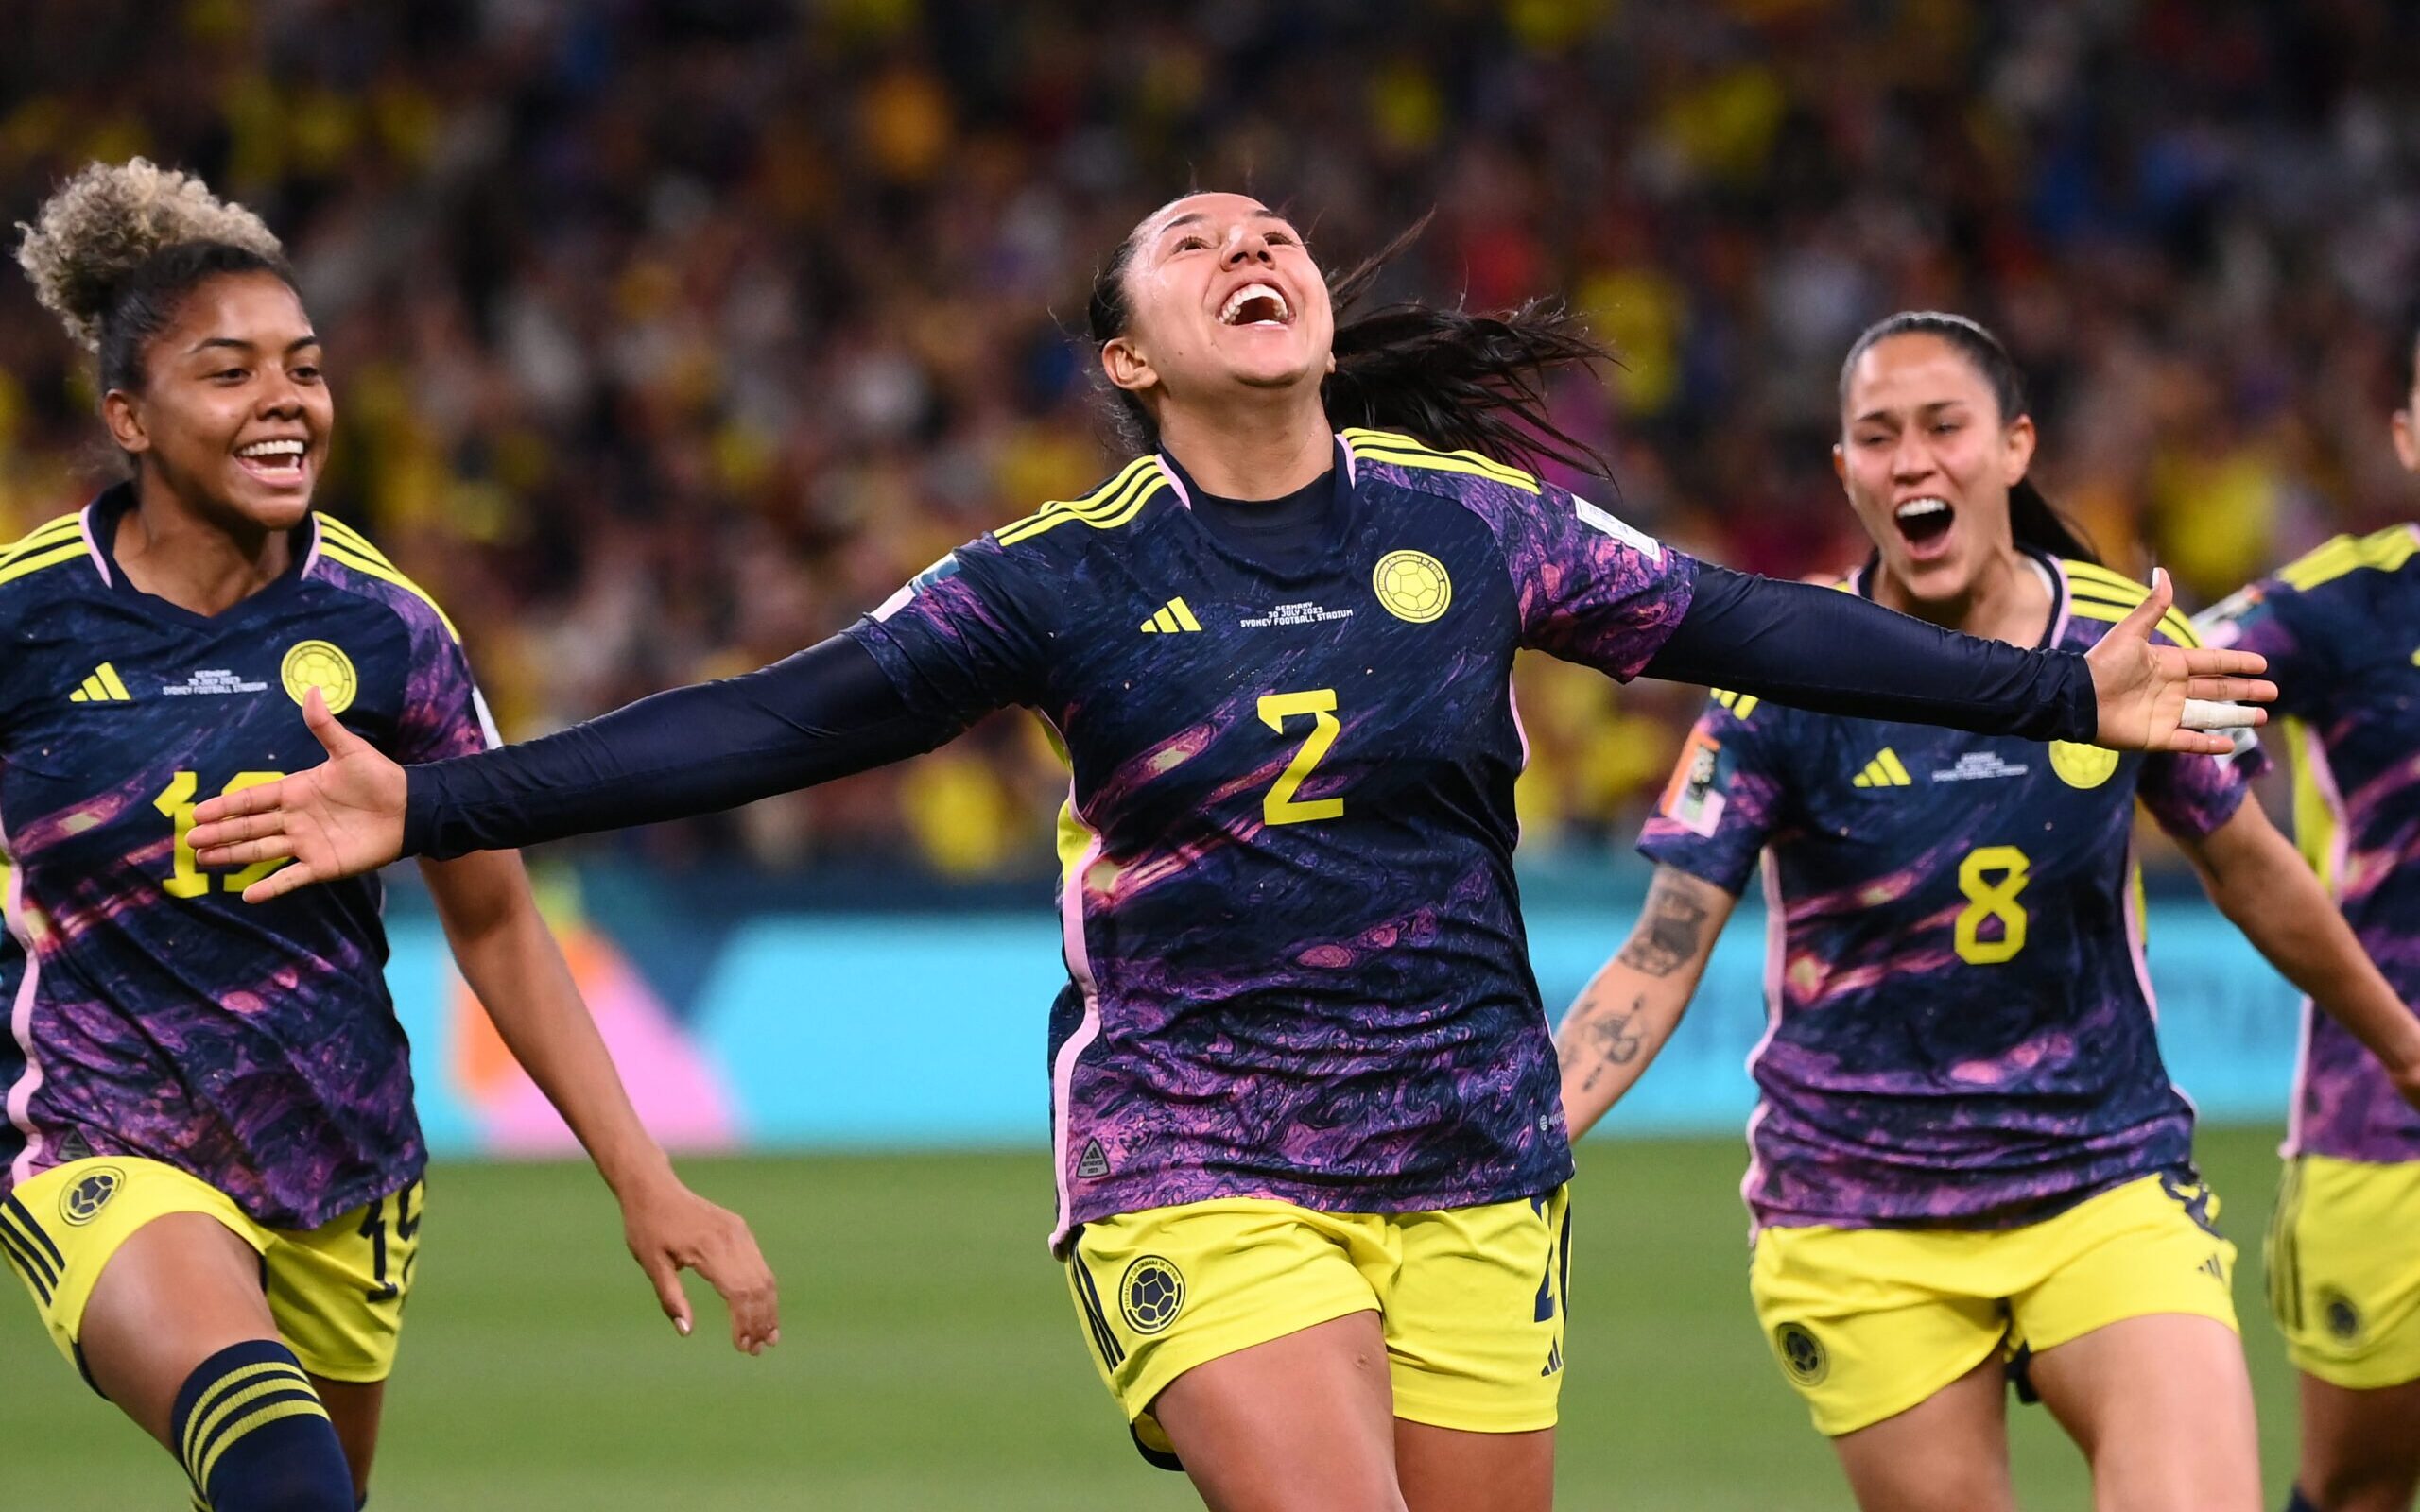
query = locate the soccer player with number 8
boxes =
[1556,312,2420,1512]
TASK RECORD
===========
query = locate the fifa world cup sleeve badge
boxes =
[1663,730,1726,837]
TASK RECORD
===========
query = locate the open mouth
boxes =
[234,438,309,484]
[1894,496,1955,555]
[1219,282,1292,328]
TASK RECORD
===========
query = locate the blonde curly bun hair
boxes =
[15,158,291,388]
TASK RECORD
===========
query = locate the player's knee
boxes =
[169,1340,355,1512]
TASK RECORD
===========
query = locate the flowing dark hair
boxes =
[1086,206,1614,477]
[1838,310,2099,565]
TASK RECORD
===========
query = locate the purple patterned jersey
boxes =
[2199,524,2420,1164]
[1641,555,2261,1231]
[0,488,494,1229]
[848,431,1694,1243]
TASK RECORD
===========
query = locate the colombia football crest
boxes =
[1373,550,1452,623]
[59,1165,126,1227]
[281,639,358,716]
[1118,1255,1186,1335]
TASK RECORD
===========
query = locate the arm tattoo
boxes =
[1617,873,1715,977]
[1574,995,1647,1094]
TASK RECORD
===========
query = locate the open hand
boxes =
[189,687,406,901]
[2083,570,2274,755]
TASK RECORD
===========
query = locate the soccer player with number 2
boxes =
[1556,312,2420,1512]
[195,197,2273,1512]
[0,161,775,1512]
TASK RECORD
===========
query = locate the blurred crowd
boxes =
[3,0,2417,878]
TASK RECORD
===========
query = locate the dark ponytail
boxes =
[1087,207,1615,477]
[1839,310,2099,566]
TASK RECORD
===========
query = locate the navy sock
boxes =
[168,1340,354,1511]
[2285,1488,2323,1512]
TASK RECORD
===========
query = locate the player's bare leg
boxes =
[1150,1311,1407,1512]
[1828,1355,2017,1512]
[2294,1372,2420,1512]
[2027,1313,2259,1512]
[78,1211,282,1446]
[1395,1420,1553,1512]
[312,1377,386,1502]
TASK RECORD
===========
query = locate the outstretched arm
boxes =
[1646,563,2271,754]
[191,634,964,898]
[2173,799,2420,1111]
[1556,867,1739,1141]
[421,849,780,1351]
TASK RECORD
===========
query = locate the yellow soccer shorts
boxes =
[0,1156,424,1387]
[2268,1154,2420,1390]
[1750,1171,2239,1436]
[1065,1186,1571,1464]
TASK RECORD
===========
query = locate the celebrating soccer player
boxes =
[2197,318,2420,1512]
[1555,311,2420,1512]
[0,161,776,1512]
[193,198,2271,1511]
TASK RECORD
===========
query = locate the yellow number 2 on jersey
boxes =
[1257,689,1345,826]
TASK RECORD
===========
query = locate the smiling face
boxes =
[1098,192,1336,425]
[101,269,331,533]
[1834,332,2036,604]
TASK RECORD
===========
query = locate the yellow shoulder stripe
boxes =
[2066,598,2202,646]
[2060,561,2200,646]
[0,513,85,566]
[314,539,461,640]
[2277,525,2420,593]
[312,513,398,566]
[1710,687,1760,722]
[996,459,1167,547]
[1341,429,1540,494]
[0,540,92,591]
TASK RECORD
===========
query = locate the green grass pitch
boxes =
[2,1127,2308,1509]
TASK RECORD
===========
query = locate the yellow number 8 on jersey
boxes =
[1955,845,2031,965]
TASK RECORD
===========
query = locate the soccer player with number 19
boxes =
[0,162,776,1512]
[194,196,2273,1512]
[1556,314,2420,1512]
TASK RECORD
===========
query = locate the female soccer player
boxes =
[1554,311,2420,1512]
[2199,320,2420,1512]
[193,197,2269,1512]
[0,161,776,1512]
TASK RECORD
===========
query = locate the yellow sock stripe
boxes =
[96,663,131,700]
[1168,596,1201,632]
[195,1397,333,1489]
[181,1363,313,1469]
[0,541,93,590]
[1878,748,1912,785]
[0,514,85,566]
[996,471,1166,546]
[993,458,1159,540]
[1340,429,1540,491]
[314,541,462,640]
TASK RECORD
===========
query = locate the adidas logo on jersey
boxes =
[1139,597,1202,634]
[67,663,132,703]
[1075,1139,1111,1178]
[1852,748,1912,788]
